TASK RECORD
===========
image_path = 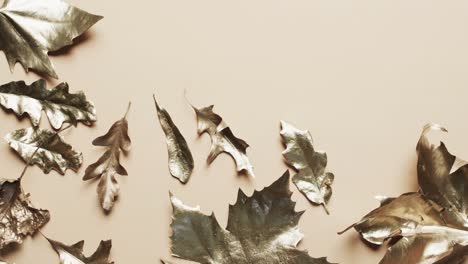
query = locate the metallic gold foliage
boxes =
[280,121,334,214]
[0,80,96,130]
[0,0,102,78]
[170,171,334,264]
[83,103,131,211]
[5,127,82,174]
[339,123,468,264]
[47,237,113,264]
[190,103,254,176]
[153,95,194,183]
[0,179,50,250]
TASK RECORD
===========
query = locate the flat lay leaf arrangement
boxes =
[0,0,465,263]
[339,123,468,264]
[169,171,334,264]
[0,0,102,78]
[280,121,334,214]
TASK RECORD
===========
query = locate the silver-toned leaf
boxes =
[0,80,96,129]
[47,237,113,264]
[280,121,334,214]
[340,123,468,264]
[190,103,254,176]
[153,95,193,183]
[83,104,131,211]
[5,127,82,174]
[0,178,50,249]
[170,171,335,264]
[0,0,103,78]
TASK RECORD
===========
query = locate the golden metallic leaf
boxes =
[280,121,334,214]
[46,237,113,264]
[0,0,102,78]
[0,178,50,250]
[190,103,254,176]
[153,95,194,183]
[83,104,131,211]
[0,80,96,130]
[170,171,335,264]
[340,123,468,264]
[5,127,82,174]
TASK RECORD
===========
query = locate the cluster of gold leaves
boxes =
[0,0,115,263]
[340,123,468,264]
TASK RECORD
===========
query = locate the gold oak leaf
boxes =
[5,127,82,174]
[46,237,113,264]
[0,0,103,78]
[190,103,254,176]
[280,121,334,214]
[83,104,131,211]
[169,171,335,264]
[153,95,194,183]
[0,178,50,249]
[0,80,96,130]
[339,123,468,264]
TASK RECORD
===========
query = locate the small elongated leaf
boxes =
[153,95,193,183]
[0,0,103,78]
[170,171,334,264]
[47,237,113,264]
[280,121,334,214]
[5,127,82,174]
[0,80,96,129]
[83,104,131,211]
[190,103,254,176]
[340,123,468,264]
[0,178,50,249]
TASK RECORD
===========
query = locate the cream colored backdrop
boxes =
[1,0,468,263]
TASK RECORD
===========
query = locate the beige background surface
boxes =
[0,0,468,263]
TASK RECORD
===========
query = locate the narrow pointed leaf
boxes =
[153,95,194,183]
[190,103,254,176]
[0,179,50,249]
[5,127,82,174]
[83,104,131,211]
[0,0,103,78]
[340,123,468,264]
[280,121,334,214]
[47,237,113,264]
[170,171,334,264]
[0,80,96,129]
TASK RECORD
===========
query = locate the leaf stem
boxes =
[124,101,132,119]
[321,202,330,215]
[19,124,73,181]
